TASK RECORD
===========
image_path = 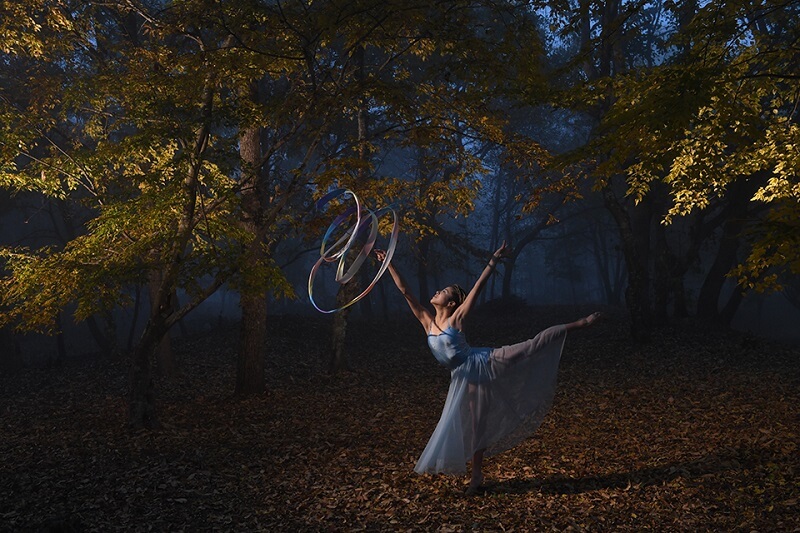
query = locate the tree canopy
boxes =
[0,0,558,426]
[1,0,798,422]
[549,0,800,290]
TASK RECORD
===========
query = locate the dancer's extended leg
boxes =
[491,312,600,367]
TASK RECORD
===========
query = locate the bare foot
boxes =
[465,474,484,496]
[585,311,601,326]
[566,312,602,332]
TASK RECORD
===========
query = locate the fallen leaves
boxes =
[0,307,798,531]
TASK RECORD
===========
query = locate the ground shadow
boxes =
[486,448,768,495]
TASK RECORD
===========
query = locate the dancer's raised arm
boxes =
[450,241,510,330]
[375,249,433,332]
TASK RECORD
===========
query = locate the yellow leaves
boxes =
[753,177,795,203]
[0,158,74,200]
[649,72,798,226]
[729,197,800,291]
[578,12,797,284]
[411,38,436,60]
[625,161,659,206]
[234,253,295,299]
[0,245,76,332]
[0,0,78,58]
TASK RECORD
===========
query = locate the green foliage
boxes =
[551,0,800,290]
[731,198,800,291]
[0,0,275,332]
[0,0,552,333]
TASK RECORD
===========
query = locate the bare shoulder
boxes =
[449,309,466,331]
[418,309,435,333]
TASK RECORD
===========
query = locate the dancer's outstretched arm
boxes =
[451,241,510,330]
[374,249,433,332]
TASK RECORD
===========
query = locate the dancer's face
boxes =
[430,287,454,307]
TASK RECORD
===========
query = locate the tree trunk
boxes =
[328,43,369,373]
[501,255,516,299]
[237,290,267,395]
[129,317,166,429]
[653,223,671,323]
[602,184,652,341]
[0,327,22,372]
[673,277,689,318]
[590,220,625,305]
[782,279,800,313]
[486,174,503,303]
[236,94,269,395]
[499,195,552,300]
[697,243,741,323]
[591,223,612,304]
[417,237,431,302]
[696,180,753,321]
[149,270,177,377]
[378,279,390,322]
[86,313,114,356]
[329,278,360,373]
[127,284,142,352]
[127,72,215,428]
[102,311,119,356]
[53,312,67,366]
[358,265,374,318]
[719,282,746,326]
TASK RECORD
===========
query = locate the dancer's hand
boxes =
[493,241,511,260]
[374,248,387,262]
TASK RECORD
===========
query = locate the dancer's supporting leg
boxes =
[467,382,488,494]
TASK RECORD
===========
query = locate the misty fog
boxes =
[3,178,799,370]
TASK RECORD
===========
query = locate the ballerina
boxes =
[375,242,600,494]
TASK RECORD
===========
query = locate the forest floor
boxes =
[1,305,799,532]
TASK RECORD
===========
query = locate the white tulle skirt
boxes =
[414,324,567,475]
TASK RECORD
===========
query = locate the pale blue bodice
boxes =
[427,325,472,370]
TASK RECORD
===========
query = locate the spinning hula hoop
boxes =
[308,188,399,313]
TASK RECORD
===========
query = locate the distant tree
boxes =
[309,1,556,370]
[541,0,683,340]
[534,0,799,338]
[600,0,800,316]
[782,278,800,314]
